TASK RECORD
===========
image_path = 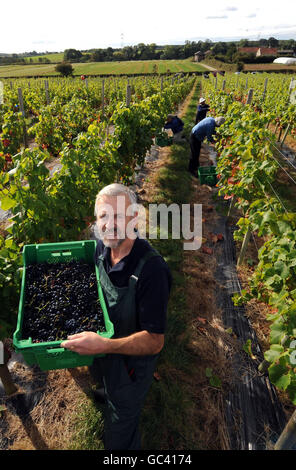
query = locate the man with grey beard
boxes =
[62,183,171,450]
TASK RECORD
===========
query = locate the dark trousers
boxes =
[188,134,201,173]
[90,355,157,450]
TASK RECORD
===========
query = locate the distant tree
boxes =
[91,49,106,62]
[122,46,135,60]
[225,42,237,62]
[184,40,198,58]
[236,61,244,72]
[212,42,228,55]
[202,39,213,52]
[238,39,249,47]
[113,50,125,61]
[160,45,182,60]
[55,62,74,76]
[280,39,295,51]
[145,43,157,60]
[105,47,114,61]
[63,48,83,62]
[268,37,279,48]
[80,53,91,62]
[233,52,256,64]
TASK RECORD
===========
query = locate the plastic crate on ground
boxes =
[198,166,217,186]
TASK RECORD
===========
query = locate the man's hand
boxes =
[61,330,164,356]
[61,331,107,355]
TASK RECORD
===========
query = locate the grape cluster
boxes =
[21,260,105,343]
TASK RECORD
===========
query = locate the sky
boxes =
[0,0,296,54]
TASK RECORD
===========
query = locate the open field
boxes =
[244,63,296,72]
[24,52,64,63]
[0,59,206,78]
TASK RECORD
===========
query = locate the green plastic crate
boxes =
[198,166,217,186]
[13,240,114,371]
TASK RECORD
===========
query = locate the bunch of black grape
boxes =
[22,260,105,343]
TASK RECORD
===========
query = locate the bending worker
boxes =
[61,183,171,450]
[188,116,225,177]
[164,114,184,142]
[195,97,210,124]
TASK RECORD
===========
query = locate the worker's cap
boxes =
[214,117,225,127]
[167,114,175,120]
[199,97,206,104]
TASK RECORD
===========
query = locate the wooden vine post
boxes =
[18,88,28,148]
[44,80,50,105]
[246,88,254,105]
[277,127,283,142]
[237,228,252,267]
[126,84,131,107]
[280,123,291,147]
[227,195,236,218]
[102,79,105,117]
[288,78,296,104]
[262,78,268,101]
[222,79,226,91]
[274,410,296,450]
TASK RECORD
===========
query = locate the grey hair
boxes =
[94,183,138,216]
[215,116,225,127]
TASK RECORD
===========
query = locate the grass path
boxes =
[137,82,232,450]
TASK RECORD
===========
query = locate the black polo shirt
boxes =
[94,237,172,334]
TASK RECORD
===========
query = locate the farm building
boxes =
[238,47,278,57]
[194,51,205,62]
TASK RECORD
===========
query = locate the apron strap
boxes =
[97,247,161,290]
[129,250,161,289]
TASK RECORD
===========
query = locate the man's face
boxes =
[95,194,137,248]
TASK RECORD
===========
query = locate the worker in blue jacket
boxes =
[195,97,210,124]
[164,114,184,142]
[188,116,225,177]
